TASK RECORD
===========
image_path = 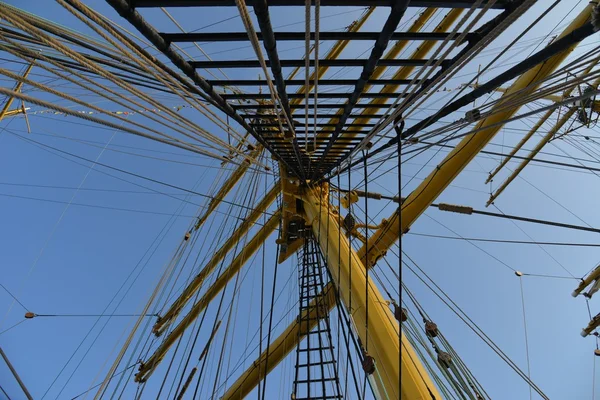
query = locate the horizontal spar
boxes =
[161,31,456,42]
[190,59,437,68]
[234,103,396,109]
[208,78,419,86]
[133,0,508,8]
[221,92,407,99]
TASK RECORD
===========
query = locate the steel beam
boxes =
[314,0,410,173]
[222,92,406,99]
[133,0,508,8]
[162,31,455,42]
[328,0,533,175]
[288,6,374,110]
[106,0,303,178]
[394,8,597,148]
[190,58,436,68]
[251,123,376,128]
[136,211,280,382]
[318,8,463,162]
[252,113,385,118]
[209,78,415,86]
[234,104,394,109]
[297,7,438,161]
[252,0,295,129]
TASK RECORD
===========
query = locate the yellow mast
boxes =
[220,9,467,398]
[132,10,379,381]
[193,145,264,231]
[219,6,597,398]
[301,183,431,400]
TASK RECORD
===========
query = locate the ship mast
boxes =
[2,1,600,399]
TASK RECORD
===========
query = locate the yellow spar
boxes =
[360,3,598,270]
[136,211,280,382]
[153,182,280,336]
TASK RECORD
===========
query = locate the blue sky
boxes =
[1,1,600,399]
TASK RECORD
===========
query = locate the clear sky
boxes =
[1,1,599,399]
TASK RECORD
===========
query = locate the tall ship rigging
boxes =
[1,0,600,399]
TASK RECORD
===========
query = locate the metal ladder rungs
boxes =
[294,377,338,384]
[297,360,336,368]
[298,346,335,352]
[293,236,341,400]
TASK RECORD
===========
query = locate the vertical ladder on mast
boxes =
[292,232,342,400]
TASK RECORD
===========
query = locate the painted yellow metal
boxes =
[572,265,600,298]
[485,108,554,184]
[221,283,337,400]
[194,145,263,230]
[321,8,463,158]
[218,10,459,398]
[399,3,594,236]
[486,106,579,206]
[485,56,600,184]
[487,71,600,206]
[224,184,438,400]
[357,209,400,268]
[355,3,594,281]
[0,108,27,118]
[0,63,33,122]
[581,313,600,337]
[153,182,280,336]
[303,184,419,400]
[277,162,304,262]
[136,211,280,382]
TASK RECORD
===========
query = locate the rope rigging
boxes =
[3,1,600,399]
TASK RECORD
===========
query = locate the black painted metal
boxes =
[190,58,435,68]
[161,31,455,42]
[253,113,386,119]
[313,0,410,177]
[221,92,406,99]
[105,0,305,178]
[251,123,377,127]
[322,0,530,177]
[133,0,508,9]
[292,234,342,400]
[345,21,600,176]
[209,78,416,86]
[234,104,394,109]
[252,0,307,173]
